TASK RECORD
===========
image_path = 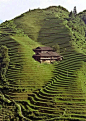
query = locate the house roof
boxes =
[33,46,53,51]
[33,51,61,57]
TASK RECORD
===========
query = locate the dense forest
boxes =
[0,6,86,120]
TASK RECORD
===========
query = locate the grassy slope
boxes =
[13,7,86,120]
[13,6,69,41]
[0,6,86,120]
[12,6,86,120]
[11,35,54,90]
[0,34,54,93]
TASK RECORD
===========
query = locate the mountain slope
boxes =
[13,6,69,41]
[0,6,86,121]
[0,34,54,93]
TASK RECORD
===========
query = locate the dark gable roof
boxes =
[34,46,53,51]
[33,52,60,57]
[33,46,63,58]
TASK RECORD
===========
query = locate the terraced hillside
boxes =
[0,34,53,93]
[13,6,69,41]
[37,17,72,53]
[17,52,86,121]
[0,6,86,121]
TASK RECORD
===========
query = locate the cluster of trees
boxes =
[0,45,10,90]
[78,9,86,24]
[66,6,86,52]
[68,6,86,33]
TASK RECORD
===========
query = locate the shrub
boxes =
[0,45,10,89]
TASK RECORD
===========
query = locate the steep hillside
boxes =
[78,10,86,24]
[13,6,86,54]
[0,6,86,121]
[0,34,54,93]
[13,6,69,41]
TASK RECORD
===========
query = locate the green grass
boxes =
[0,6,86,121]
[0,34,54,94]
[20,52,86,120]
[10,35,54,91]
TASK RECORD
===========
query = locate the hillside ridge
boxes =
[0,5,86,120]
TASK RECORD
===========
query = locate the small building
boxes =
[33,47,63,63]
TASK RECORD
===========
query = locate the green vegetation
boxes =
[0,5,86,120]
[0,45,10,92]
[67,12,86,54]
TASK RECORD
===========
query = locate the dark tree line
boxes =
[0,45,10,90]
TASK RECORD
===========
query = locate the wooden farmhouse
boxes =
[33,47,63,63]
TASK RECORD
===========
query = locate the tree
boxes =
[69,11,73,17]
[0,45,10,88]
[52,44,60,53]
[73,6,77,16]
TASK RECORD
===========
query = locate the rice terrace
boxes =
[0,5,86,121]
